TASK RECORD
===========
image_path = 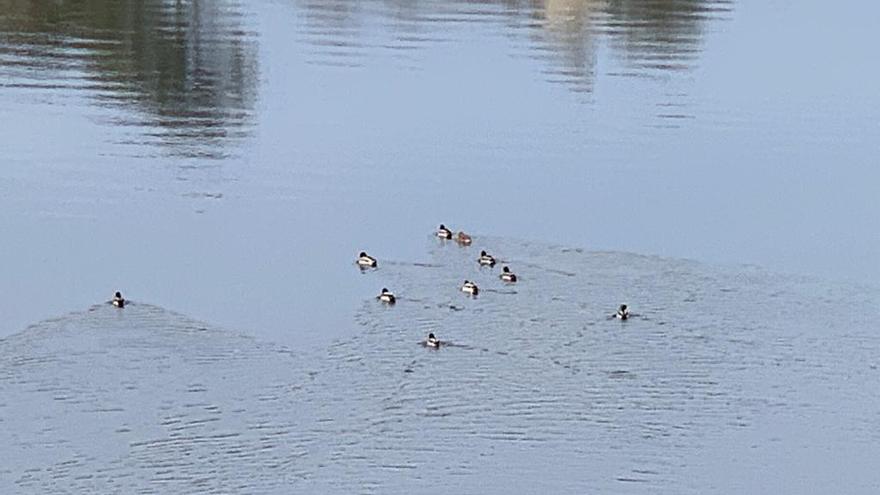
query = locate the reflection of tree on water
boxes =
[0,0,731,149]
[604,0,732,71]
[293,0,731,92]
[0,0,258,158]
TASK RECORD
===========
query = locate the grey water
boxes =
[2,241,878,493]
[1,0,878,344]
[1,0,879,492]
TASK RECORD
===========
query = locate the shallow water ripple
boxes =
[0,304,322,493]
[304,239,879,492]
[1,241,878,493]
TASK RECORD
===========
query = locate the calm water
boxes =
[1,0,879,491]
[1,0,877,342]
[2,242,878,493]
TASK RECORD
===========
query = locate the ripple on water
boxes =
[0,303,323,493]
[1,240,878,493]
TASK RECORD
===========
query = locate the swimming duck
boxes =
[426,332,440,348]
[461,280,479,295]
[616,304,629,320]
[357,251,377,268]
[437,224,453,240]
[112,291,125,308]
[378,288,396,304]
[478,250,496,267]
[456,231,472,246]
[500,266,517,283]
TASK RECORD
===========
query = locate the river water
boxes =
[1,0,879,492]
[2,240,878,492]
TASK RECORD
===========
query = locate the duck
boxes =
[112,291,125,308]
[456,231,472,246]
[357,251,377,268]
[461,280,479,295]
[478,250,496,267]
[437,224,453,240]
[378,288,396,304]
[426,332,440,348]
[615,304,629,320]
[500,266,517,283]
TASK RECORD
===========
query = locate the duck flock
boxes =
[107,224,630,343]
[355,224,631,348]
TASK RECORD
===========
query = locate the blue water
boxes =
[1,0,879,491]
[2,242,878,493]
[1,0,878,345]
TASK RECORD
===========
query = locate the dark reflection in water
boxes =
[294,0,732,92]
[0,0,732,157]
[0,0,258,158]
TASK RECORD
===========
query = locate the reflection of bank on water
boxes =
[0,0,731,157]
[293,0,732,92]
[0,0,258,159]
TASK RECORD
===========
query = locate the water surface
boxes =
[2,0,878,343]
[5,4,878,490]
[2,241,878,492]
